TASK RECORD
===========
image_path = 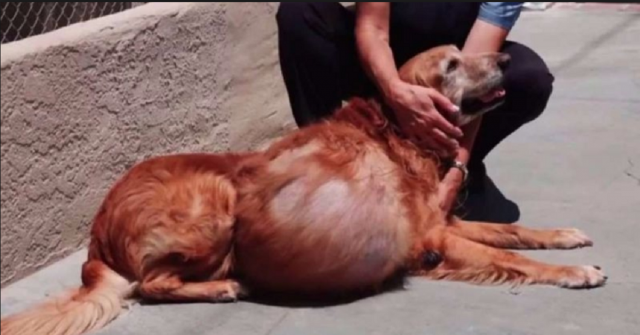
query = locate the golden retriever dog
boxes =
[1,45,606,335]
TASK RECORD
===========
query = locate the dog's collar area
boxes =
[377,102,461,178]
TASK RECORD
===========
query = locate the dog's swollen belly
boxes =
[234,143,414,295]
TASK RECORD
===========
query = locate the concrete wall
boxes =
[0,2,295,287]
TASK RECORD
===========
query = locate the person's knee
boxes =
[528,67,554,101]
[527,68,554,122]
[508,66,555,123]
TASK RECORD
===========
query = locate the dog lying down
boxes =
[1,45,606,335]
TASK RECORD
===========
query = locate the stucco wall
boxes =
[0,2,295,286]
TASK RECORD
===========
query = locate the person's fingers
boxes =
[430,112,463,139]
[427,88,460,117]
[399,108,459,157]
[411,131,435,148]
[404,114,457,156]
[414,133,449,157]
[432,129,459,155]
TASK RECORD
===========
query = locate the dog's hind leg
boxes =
[139,275,248,303]
[446,219,592,250]
[417,228,606,289]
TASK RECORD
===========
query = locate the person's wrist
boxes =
[447,167,464,183]
[381,78,404,103]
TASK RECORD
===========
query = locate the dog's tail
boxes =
[1,260,135,335]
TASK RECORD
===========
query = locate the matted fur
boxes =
[0,45,605,335]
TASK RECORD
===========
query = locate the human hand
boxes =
[384,80,463,157]
[438,168,464,213]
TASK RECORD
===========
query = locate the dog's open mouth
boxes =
[479,88,505,103]
[460,87,506,115]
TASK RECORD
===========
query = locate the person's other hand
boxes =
[438,167,464,214]
[384,80,463,157]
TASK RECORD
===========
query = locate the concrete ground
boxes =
[2,6,639,335]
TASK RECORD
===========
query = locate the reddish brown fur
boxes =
[87,153,250,283]
[1,45,605,335]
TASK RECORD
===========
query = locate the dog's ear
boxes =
[402,69,432,88]
[398,58,424,86]
[398,54,442,90]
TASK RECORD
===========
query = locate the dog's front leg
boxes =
[414,228,606,289]
[446,218,593,250]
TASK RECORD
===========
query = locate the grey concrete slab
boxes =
[2,6,640,335]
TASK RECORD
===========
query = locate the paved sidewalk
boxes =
[2,6,639,335]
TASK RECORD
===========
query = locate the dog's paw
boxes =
[558,265,607,289]
[551,228,593,249]
[212,281,249,302]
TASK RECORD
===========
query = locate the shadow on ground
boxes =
[245,273,412,309]
[137,274,409,309]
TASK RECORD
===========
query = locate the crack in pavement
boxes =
[624,159,640,185]
[265,312,290,335]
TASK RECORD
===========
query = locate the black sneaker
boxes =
[453,170,521,224]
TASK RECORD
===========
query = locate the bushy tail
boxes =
[1,260,135,335]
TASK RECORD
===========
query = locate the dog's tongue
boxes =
[479,89,505,103]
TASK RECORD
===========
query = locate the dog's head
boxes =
[398,45,510,126]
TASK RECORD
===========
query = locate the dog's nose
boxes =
[497,53,511,71]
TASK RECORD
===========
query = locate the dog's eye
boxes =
[447,59,459,73]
